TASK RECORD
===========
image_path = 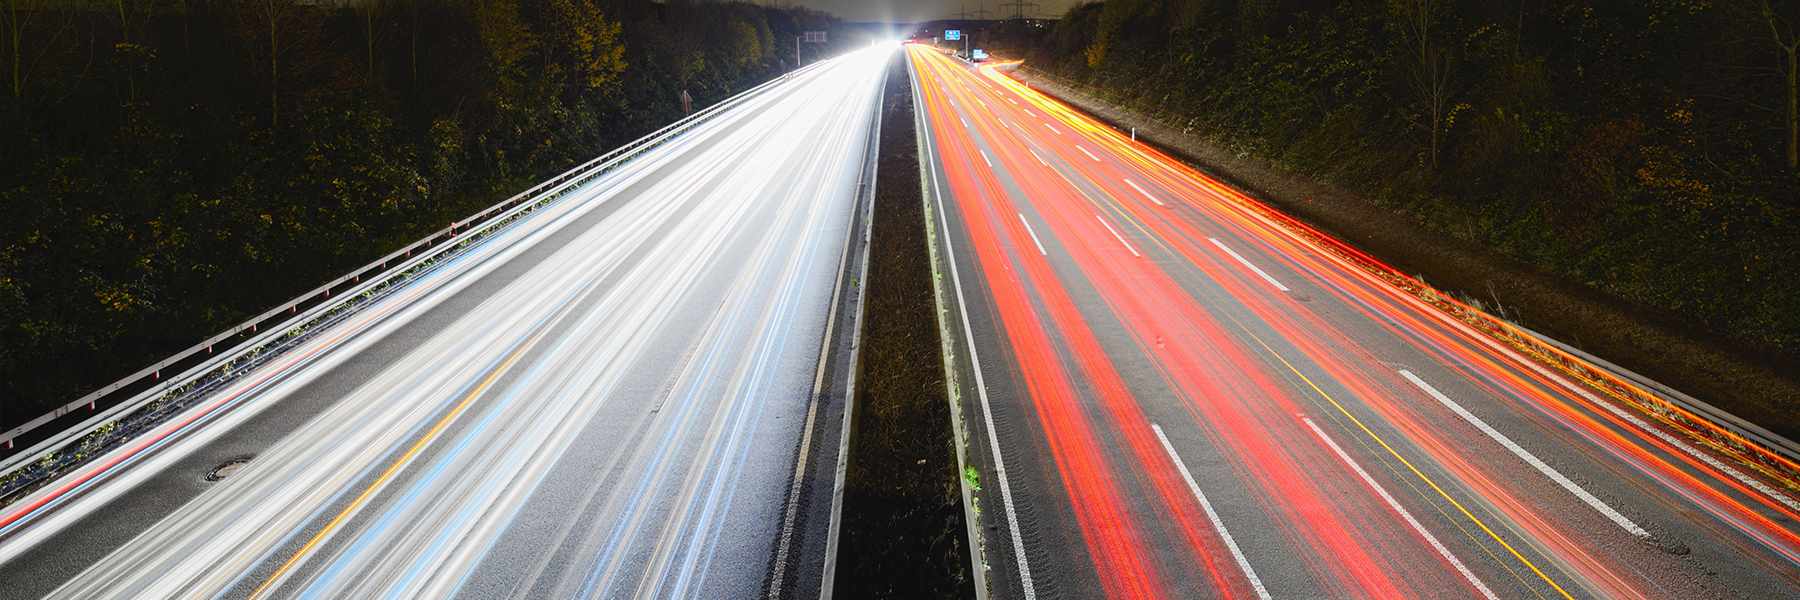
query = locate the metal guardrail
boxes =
[0,60,831,481]
[1520,327,1800,464]
[1006,64,1800,490]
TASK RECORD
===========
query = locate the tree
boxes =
[1392,0,1454,167]
[2,0,86,130]
[1083,0,1159,68]
[1750,0,1799,170]
[570,3,624,94]
[243,0,297,129]
[727,17,758,68]
[358,0,386,77]
[473,0,535,87]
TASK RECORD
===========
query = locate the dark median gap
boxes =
[832,50,975,599]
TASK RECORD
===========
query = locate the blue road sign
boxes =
[945,29,961,40]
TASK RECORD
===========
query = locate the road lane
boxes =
[0,44,891,600]
[909,44,1800,599]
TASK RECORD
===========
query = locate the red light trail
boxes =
[910,44,1800,599]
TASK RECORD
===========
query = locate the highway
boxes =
[908,44,1800,599]
[0,44,890,600]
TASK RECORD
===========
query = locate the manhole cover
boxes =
[206,457,252,481]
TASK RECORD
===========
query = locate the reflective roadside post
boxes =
[680,90,692,115]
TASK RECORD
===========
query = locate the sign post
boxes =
[796,31,827,69]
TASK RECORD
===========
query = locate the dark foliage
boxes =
[1029,0,1800,357]
[0,0,863,427]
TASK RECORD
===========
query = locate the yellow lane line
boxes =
[247,336,537,599]
[1238,325,1577,600]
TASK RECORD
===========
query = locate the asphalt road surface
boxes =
[909,44,1800,599]
[0,44,890,600]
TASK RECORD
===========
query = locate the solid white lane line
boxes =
[1152,424,1272,600]
[1077,146,1101,162]
[1399,370,1652,539]
[929,138,1038,599]
[1019,214,1049,256]
[1029,150,1047,166]
[769,136,866,596]
[1303,417,1502,600]
[1208,238,1289,291]
[1095,215,1140,257]
[1045,123,1060,134]
[980,150,993,168]
[1123,178,1165,206]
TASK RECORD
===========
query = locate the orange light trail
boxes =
[909,43,1800,598]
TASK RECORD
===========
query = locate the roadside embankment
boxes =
[1004,66,1800,444]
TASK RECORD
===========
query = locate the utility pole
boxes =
[1001,0,1036,20]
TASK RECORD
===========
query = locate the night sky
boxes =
[770,0,1077,24]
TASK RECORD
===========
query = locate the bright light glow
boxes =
[2,45,895,599]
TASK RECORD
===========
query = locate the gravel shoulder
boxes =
[1006,66,1800,443]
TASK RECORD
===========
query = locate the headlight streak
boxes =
[13,45,891,600]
